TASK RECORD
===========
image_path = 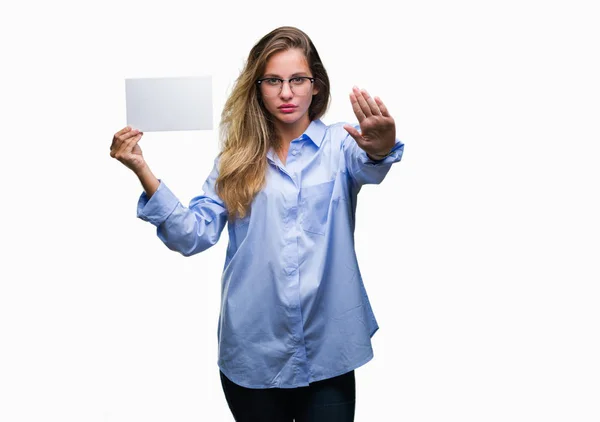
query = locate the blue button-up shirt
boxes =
[137,119,404,388]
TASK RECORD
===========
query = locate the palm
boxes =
[358,114,395,147]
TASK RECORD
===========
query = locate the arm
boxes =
[342,129,404,186]
[136,165,160,198]
[110,127,227,256]
[137,158,228,257]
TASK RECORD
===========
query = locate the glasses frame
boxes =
[256,76,315,96]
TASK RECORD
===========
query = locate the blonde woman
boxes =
[110,26,404,422]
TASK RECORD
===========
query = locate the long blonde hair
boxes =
[216,26,330,220]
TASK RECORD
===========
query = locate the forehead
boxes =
[263,48,310,76]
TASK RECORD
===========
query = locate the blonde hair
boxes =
[216,26,330,220]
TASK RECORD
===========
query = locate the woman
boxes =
[110,26,403,422]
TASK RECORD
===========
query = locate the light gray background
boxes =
[1,1,599,421]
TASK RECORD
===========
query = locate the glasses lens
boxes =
[290,78,311,96]
[260,78,281,97]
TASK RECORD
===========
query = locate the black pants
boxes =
[220,370,356,422]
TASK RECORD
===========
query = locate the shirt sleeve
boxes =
[341,124,404,187]
[137,157,228,257]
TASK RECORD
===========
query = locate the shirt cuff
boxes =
[363,139,404,165]
[136,181,180,227]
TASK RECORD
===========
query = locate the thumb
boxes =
[343,124,362,143]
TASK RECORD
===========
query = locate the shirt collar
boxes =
[266,119,326,162]
[303,119,326,147]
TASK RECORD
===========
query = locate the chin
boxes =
[280,110,309,123]
[276,115,301,124]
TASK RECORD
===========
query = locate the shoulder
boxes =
[319,120,358,150]
[311,119,355,145]
[319,120,354,131]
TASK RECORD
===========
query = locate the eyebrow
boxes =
[262,72,311,78]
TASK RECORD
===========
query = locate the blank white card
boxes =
[125,76,213,132]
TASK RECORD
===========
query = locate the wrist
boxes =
[367,149,392,160]
[135,165,160,197]
[133,162,151,178]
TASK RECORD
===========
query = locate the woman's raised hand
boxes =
[343,86,396,159]
[110,126,147,174]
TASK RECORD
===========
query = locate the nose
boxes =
[279,80,293,99]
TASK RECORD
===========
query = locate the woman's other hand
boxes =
[110,126,147,174]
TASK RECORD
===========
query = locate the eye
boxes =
[265,78,282,86]
[290,77,306,85]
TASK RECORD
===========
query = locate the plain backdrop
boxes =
[1,0,599,421]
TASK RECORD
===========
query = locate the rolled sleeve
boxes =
[342,124,404,186]
[362,140,404,166]
[136,157,228,256]
[137,181,179,227]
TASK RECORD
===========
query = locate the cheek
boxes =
[303,96,314,110]
[263,98,277,112]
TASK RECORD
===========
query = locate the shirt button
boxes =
[291,150,298,156]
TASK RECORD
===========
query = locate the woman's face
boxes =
[259,48,319,130]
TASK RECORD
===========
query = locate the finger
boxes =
[115,132,142,156]
[115,126,133,137]
[361,89,382,116]
[374,96,391,117]
[111,128,140,150]
[349,92,366,122]
[111,132,143,160]
[112,126,131,144]
[120,128,141,141]
[343,124,364,144]
[353,86,373,117]
[123,132,143,152]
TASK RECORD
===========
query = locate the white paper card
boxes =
[125,76,213,132]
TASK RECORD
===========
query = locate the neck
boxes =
[274,116,311,149]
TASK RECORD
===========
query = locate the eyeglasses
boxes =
[256,77,315,97]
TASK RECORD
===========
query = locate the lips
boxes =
[278,104,297,113]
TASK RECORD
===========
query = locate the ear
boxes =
[312,84,320,96]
